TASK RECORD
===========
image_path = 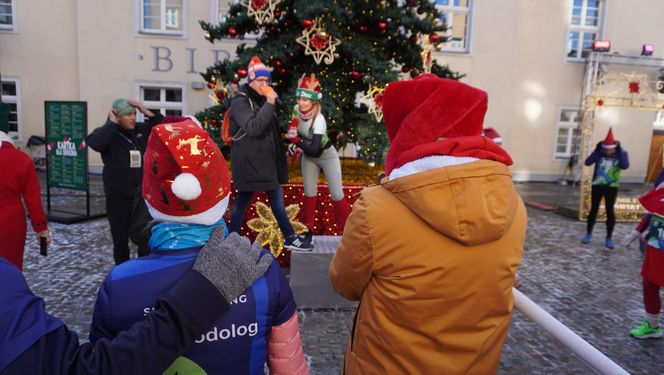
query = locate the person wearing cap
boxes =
[329,74,527,374]
[227,56,313,251]
[0,131,51,270]
[621,186,664,339]
[285,73,351,239]
[0,226,273,374]
[581,127,629,249]
[87,98,164,264]
[89,120,308,374]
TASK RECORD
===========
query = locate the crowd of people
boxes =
[1,58,661,374]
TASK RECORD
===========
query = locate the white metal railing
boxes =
[513,288,630,375]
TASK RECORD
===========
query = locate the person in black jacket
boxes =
[228,56,313,251]
[0,230,272,374]
[87,98,164,264]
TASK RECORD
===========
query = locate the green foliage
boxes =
[196,0,462,164]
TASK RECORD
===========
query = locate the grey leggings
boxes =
[302,147,344,201]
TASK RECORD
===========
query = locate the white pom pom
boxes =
[171,173,202,201]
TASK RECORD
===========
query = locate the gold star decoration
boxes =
[240,0,282,25]
[247,201,308,257]
[419,34,435,73]
[361,84,386,122]
[295,18,341,65]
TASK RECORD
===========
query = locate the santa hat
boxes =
[382,73,512,175]
[483,127,503,145]
[295,73,323,101]
[142,119,231,225]
[639,186,664,216]
[247,56,271,83]
[602,127,617,149]
[0,131,14,147]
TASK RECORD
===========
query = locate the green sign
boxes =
[45,101,88,190]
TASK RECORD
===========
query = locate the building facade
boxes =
[1,0,663,180]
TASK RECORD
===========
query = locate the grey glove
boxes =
[193,229,273,304]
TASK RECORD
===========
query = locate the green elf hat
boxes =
[295,73,323,101]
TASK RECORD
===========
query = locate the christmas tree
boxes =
[197,0,462,164]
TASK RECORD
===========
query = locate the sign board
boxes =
[45,101,87,190]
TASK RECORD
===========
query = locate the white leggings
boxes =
[301,147,344,201]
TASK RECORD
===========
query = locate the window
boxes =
[0,0,16,31]
[1,79,21,140]
[554,108,582,160]
[212,0,262,39]
[435,0,472,53]
[140,0,184,34]
[566,0,603,60]
[136,84,185,121]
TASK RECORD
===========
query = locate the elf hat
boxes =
[142,119,231,225]
[602,127,617,149]
[247,56,272,83]
[382,73,513,175]
[112,98,136,116]
[639,185,664,216]
[483,127,503,145]
[295,73,323,101]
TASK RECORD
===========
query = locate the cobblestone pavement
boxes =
[20,182,664,374]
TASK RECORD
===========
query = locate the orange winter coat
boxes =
[329,160,527,375]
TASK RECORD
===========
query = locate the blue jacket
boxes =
[89,247,296,374]
[0,257,228,374]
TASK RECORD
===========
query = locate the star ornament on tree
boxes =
[240,0,282,25]
[296,19,341,65]
[247,201,308,257]
[361,84,386,122]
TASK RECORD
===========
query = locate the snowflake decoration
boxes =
[361,84,386,122]
[247,201,307,257]
[295,19,341,65]
[240,0,282,25]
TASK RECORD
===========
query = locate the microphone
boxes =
[260,86,283,106]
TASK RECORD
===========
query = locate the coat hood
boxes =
[383,160,518,246]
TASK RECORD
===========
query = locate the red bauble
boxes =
[407,0,417,4]
[359,25,367,32]
[215,90,225,100]
[207,82,215,89]
[377,21,388,31]
[409,34,418,43]
[268,25,278,34]
[349,70,362,80]
[228,27,238,37]
[401,65,411,73]
[237,68,248,78]
[272,59,283,68]
[417,7,425,15]
[278,68,286,75]
[274,10,281,18]
[302,19,314,29]
[429,33,440,43]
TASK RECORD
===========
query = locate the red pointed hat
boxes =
[639,186,664,216]
[143,119,231,225]
[483,127,503,144]
[602,127,617,149]
[381,73,512,175]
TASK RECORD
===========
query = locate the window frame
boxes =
[0,0,17,32]
[134,82,187,122]
[138,0,187,36]
[0,77,22,140]
[434,0,473,53]
[566,0,605,62]
[553,106,582,160]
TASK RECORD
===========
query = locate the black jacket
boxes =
[86,113,163,200]
[229,85,288,192]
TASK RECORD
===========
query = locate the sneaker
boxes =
[303,230,314,244]
[630,320,663,339]
[284,234,313,252]
[605,238,614,249]
[581,234,592,244]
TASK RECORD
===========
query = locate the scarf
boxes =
[149,220,228,250]
[299,105,316,121]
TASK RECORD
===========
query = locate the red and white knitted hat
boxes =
[143,119,231,225]
[602,127,617,149]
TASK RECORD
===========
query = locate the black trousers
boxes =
[106,198,149,265]
[586,184,618,239]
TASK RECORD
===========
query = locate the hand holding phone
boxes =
[40,236,48,257]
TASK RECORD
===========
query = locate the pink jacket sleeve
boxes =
[267,312,308,375]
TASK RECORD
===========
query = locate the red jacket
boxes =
[0,141,47,269]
